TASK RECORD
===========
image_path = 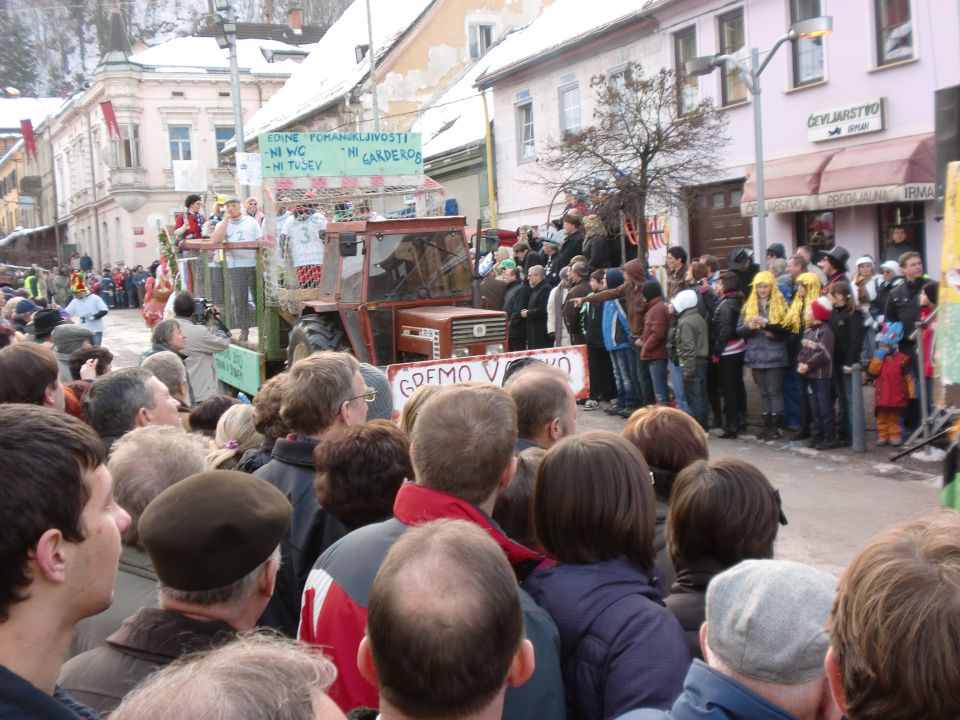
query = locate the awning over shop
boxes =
[817,133,935,209]
[740,149,841,217]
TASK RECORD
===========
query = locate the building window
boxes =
[878,202,924,263]
[469,23,494,60]
[111,124,141,168]
[169,126,192,163]
[215,126,235,167]
[875,0,913,66]
[791,0,825,86]
[718,10,747,105]
[674,26,698,115]
[516,100,535,163]
[795,210,835,252]
[558,83,581,135]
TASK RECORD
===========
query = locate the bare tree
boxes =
[539,62,728,254]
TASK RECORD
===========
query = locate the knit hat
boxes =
[359,362,394,421]
[855,255,875,268]
[672,289,698,314]
[139,470,292,592]
[70,272,88,294]
[922,280,939,305]
[641,280,662,301]
[52,323,95,354]
[810,296,833,323]
[605,268,624,289]
[706,559,836,685]
[880,260,900,274]
[877,321,904,348]
[766,243,786,259]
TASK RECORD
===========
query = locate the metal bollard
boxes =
[850,364,866,453]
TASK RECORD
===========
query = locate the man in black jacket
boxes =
[556,210,584,272]
[253,352,366,634]
[503,266,529,351]
[522,266,552,349]
[884,251,925,431]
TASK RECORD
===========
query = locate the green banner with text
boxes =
[259,132,423,178]
[214,344,262,396]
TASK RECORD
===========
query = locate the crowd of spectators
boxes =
[0,239,953,720]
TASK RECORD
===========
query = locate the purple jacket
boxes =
[523,556,690,720]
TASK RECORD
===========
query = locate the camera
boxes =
[193,297,217,324]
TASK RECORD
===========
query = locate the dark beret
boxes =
[139,470,292,592]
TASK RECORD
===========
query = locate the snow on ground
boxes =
[240,0,434,140]
[130,37,312,75]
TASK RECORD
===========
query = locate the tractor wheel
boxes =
[287,315,348,367]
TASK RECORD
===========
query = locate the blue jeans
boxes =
[610,348,640,408]
[684,361,709,429]
[781,363,802,427]
[91,332,103,346]
[668,360,689,412]
[810,377,835,441]
[643,358,669,405]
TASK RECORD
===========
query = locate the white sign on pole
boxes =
[807,98,885,142]
[172,160,206,191]
[236,153,262,186]
[386,345,590,414]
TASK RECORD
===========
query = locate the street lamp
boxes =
[686,15,832,260]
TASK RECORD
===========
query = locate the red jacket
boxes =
[868,352,912,410]
[640,296,668,360]
[298,483,565,718]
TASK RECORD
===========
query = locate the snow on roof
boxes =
[0,98,64,131]
[477,0,659,85]
[413,28,525,160]
[130,37,312,75]
[241,0,435,141]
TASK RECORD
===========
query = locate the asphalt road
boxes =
[102,307,943,577]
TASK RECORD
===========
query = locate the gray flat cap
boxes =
[706,559,837,685]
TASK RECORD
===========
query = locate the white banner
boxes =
[386,345,590,414]
[818,183,934,209]
[807,98,885,143]
[236,152,262,186]
[172,160,206,191]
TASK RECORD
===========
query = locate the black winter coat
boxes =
[583,233,612,271]
[526,281,553,349]
[556,228,584,270]
[504,279,529,346]
[884,277,924,341]
[829,305,865,368]
[710,292,745,358]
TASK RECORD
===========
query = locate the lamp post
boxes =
[215,0,248,198]
[686,16,832,260]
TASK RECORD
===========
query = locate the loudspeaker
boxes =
[935,84,960,220]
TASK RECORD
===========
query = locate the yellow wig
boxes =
[742,271,789,326]
[783,272,823,333]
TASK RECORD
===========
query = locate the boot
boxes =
[792,424,811,440]
[719,427,739,439]
[737,413,748,432]
[757,413,772,440]
[767,413,783,440]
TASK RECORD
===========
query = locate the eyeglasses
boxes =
[345,389,376,404]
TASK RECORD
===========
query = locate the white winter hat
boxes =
[672,289,699,315]
[855,255,875,267]
[881,260,900,274]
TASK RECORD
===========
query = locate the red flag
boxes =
[100,100,121,138]
[20,120,37,160]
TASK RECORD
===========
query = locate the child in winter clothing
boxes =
[867,322,915,446]
[672,289,709,429]
[599,269,641,416]
[797,297,836,450]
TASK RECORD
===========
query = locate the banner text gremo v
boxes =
[259,132,423,178]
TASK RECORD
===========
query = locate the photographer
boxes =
[172,291,231,404]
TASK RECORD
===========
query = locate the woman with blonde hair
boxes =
[397,383,444,437]
[736,271,791,439]
[783,272,822,440]
[205,403,265,471]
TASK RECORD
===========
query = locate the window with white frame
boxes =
[875,0,913,65]
[110,124,141,168]
[168,126,192,163]
[791,0,825,86]
[718,10,747,104]
[674,26,698,115]
[516,97,535,162]
[469,23,494,60]
[215,126,235,166]
[558,78,581,135]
